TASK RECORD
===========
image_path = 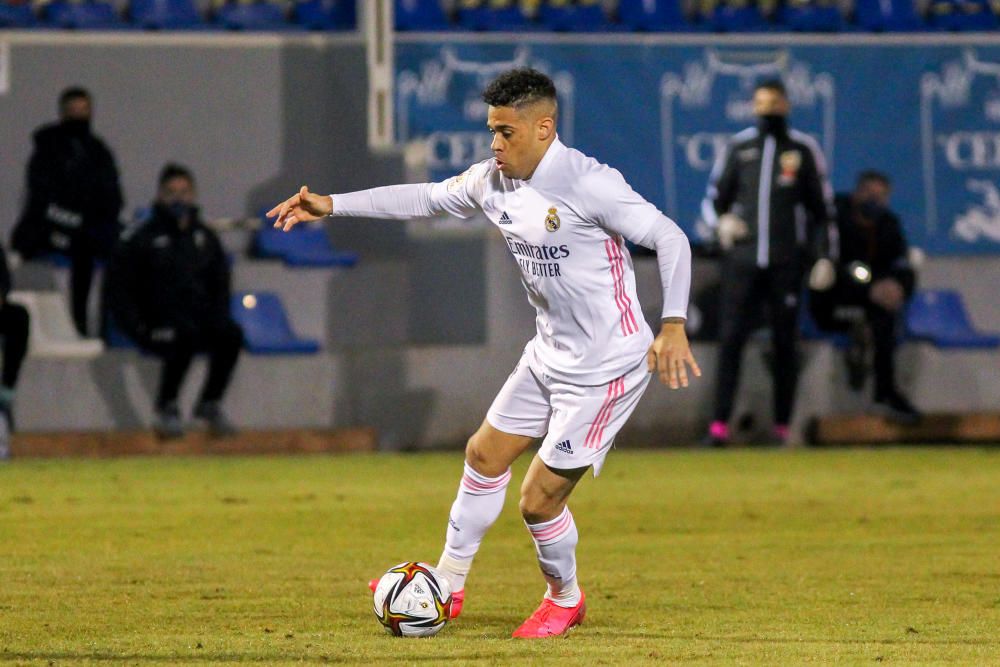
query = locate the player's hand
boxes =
[267,185,332,231]
[647,321,701,389]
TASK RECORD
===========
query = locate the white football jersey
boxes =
[332,138,690,386]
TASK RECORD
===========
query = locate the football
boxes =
[372,562,453,637]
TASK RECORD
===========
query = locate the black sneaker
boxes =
[874,391,922,425]
[193,401,237,438]
[154,402,184,440]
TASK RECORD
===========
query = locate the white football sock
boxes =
[525,506,581,608]
[437,462,511,592]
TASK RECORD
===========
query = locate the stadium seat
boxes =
[43,0,124,29]
[252,222,358,268]
[926,0,998,30]
[291,0,355,30]
[0,1,36,27]
[456,0,531,30]
[395,0,451,29]
[776,0,845,31]
[230,291,321,354]
[853,0,924,30]
[904,289,1000,349]
[8,290,104,359]
[215,1,290,30]
[129,0,203,29]
[707,0,772,31]
[538,0,608,31]
[617,0,690,31]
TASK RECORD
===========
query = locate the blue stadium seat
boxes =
[0,1,36,27]
[230,291,321,355]
[456,0,531,30]
[130,0,203,29]
[215,1,290,30]
[395,0,451,29]
[904,289,1000,349]
[538,0,608,31]
[853,0,924,30]
[707,0,772,31]
[777,0,845,31]
[44,0,124,29]
[618,0,689,30]
[926,0,998,30]
[291,0,355,30]
[253,222,358,268]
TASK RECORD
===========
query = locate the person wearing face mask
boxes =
[12,86,123,337]
[701,79,836,446]
[105,164,243,440]
[810,171,920,423]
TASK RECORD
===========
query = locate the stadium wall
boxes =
[0,33,997,446]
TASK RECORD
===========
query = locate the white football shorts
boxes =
[486,350,652,476]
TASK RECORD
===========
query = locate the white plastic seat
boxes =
[7,290,104,359]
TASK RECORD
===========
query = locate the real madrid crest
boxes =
[544,207,560,232]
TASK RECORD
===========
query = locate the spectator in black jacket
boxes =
[0,246,30,459]
[810,170,920,422]
[106,164,242,439]
[702,79,835,446]
[12,87,123,337]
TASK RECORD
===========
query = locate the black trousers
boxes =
[0,302,30,389]
[141,318,243,410]
[811,281,900,400]
[713,257,804,426]
[69,244,96,337]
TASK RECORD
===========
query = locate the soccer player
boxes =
[268,68,700,638]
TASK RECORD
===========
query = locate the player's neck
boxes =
[522,136,558,181]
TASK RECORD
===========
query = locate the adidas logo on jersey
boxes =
[498,211,512,225]
[554,440,573,454]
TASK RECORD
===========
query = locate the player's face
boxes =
[753,88,789,117]
[487,104,554,180]
[158,176,197,207]
[61,97,92,123]
[856,180,891,208]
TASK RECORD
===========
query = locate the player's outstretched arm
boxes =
[646,319,701,389]
[267,185,332,231]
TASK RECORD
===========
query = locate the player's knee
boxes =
[464,433,504,478]
[518,488,561,525]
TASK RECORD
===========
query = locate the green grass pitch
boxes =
[1,448,998,664]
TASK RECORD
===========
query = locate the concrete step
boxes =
[807,412,1000,445]
[10,426,377,459]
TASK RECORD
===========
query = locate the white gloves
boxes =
[716,213,749,250]
[808,257,836,291]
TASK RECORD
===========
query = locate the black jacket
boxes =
[703,123,833,267]
[106,205,231,344]
[834,194,915,297]
[13,121,123,258]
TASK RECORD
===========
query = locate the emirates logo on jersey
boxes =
[544,207,561,232]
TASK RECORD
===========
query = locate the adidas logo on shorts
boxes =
[499,211,512,225]
[554,440,573,454]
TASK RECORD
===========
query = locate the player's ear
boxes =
[537,116,554,141]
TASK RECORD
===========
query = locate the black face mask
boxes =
[757,114,788,136]
[158,202,199,224]
[857,200,885,221]
[62,118,91,136]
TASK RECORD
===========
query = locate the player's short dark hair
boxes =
[158,163,195,188]
[58,86,91,109]
[482,68,557,110]
[754,79,787,98]
[856,170,891,189]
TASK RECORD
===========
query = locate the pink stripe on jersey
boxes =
[527,509,573,544]
[461,468,511,495]
[605,239,638,336]
[584,376,625,449]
